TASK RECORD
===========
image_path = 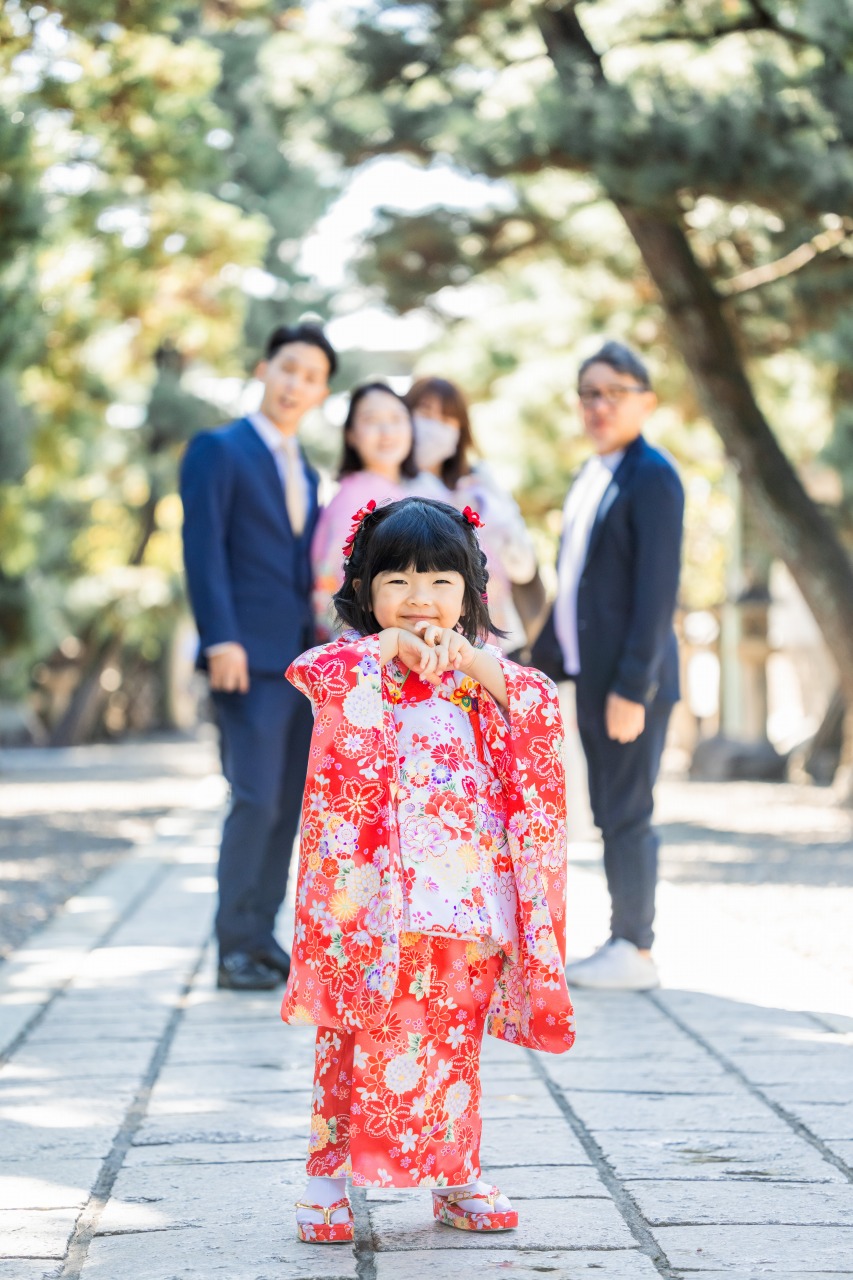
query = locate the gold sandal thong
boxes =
[432,1184,518,1232]
[295,1196,354,1244]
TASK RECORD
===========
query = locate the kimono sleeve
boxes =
[480,656,574,1052]
[286,634,382,713]
[501,659,569,946]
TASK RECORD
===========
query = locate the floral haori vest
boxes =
[283,633,575,1054]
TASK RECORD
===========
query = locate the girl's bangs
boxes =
[367,506,469,577]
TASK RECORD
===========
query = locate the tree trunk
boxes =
[618,207,853,715]
[540,6,853,789]
[49,489,161,747]
[49,634,123,747]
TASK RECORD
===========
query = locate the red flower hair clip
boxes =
[462,506,484,529]
[342,499,377,559]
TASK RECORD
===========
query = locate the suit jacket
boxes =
[281,634,575,1054]
[531,435,684,714]
[180,417,320,674]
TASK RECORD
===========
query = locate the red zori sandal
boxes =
[294,1196,354,1244]
[432,1185,518,1232]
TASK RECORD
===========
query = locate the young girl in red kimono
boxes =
[283,497,574,1243]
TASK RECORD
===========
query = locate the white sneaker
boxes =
[564,939,660,991]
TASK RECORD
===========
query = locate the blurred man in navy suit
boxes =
[181,324,336,989]
[533,342,684,990]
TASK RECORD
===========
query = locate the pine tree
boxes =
[0,2,269,734]
[269,0,853,777]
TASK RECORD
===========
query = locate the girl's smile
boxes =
[370,567,466,633]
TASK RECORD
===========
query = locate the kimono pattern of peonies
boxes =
[282,632,575,1054]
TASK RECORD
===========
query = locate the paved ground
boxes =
[0,738,221,958]
[1,737,852,1278]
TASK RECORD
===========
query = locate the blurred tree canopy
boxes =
[4,0,853,762]
[264,0,853,758]
[0,1,337,739]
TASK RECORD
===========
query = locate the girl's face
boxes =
[370,567,466,633]
[346,390,412,479]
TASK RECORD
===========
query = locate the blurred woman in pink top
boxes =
[311,382,442,638]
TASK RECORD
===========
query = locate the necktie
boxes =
[279,435,306,536]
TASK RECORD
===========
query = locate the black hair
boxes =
[265,323,337,378]
[339,382,418,480]
[333,497,504,644]
[577,340,651,391]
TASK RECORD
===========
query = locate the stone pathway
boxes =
[1,744,852,1278]
[0,739,220,958]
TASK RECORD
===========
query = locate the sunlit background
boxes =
[1,0,851,790]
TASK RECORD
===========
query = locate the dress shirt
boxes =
[554,449,624,676]
[249,411,308,535]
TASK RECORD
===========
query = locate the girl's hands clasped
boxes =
[412,621,475,679]
[393,626,443,683]
[378,623,508,708]
[391,624,472,685]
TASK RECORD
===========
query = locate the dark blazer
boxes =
[180,417,320,674]
[531,435,684,714]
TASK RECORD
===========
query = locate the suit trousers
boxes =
[212,675,313,957]
[577,697,673,951]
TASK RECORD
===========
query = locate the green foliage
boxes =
[261,0,853,612]
[0,1,341,734]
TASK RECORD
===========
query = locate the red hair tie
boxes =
[342,499,377,559]
[462,506,484,529]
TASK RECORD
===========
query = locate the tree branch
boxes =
[626,16,818,51]
[719,222,853,295]
[746,0,836,55]
[623,17,767,46]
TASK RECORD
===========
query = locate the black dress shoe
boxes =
[251,940,291,980]
[217,952,280,991]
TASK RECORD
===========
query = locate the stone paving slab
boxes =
[549,1060,732,1094]
[131,1114,311,1153]
[372,1248,660,1278]
[763,1079,853,1106]
[0,1207,80,1260]
[588,1129,847,1184]
[94,1161,307,1236]
[0,1263,63,1280]
[82,1228,359,1280]
[655,1223,853,1271]
[770,1101,853,1139]
[563,1089,785,1133]
[368,1195,636,1251]
[478,1115,592,1167]
[125,1140,307,1168]
[0,1160,102,1210]
[479,1082,564,1120]
[628,1178,853,1225]
[146,1062,318,1096]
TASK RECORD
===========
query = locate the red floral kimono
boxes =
[282,634,574,1054]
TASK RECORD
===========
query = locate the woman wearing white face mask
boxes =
[311,382,442,639]
[405,376,542,658]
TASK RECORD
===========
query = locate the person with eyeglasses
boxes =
[532,341,684,990]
